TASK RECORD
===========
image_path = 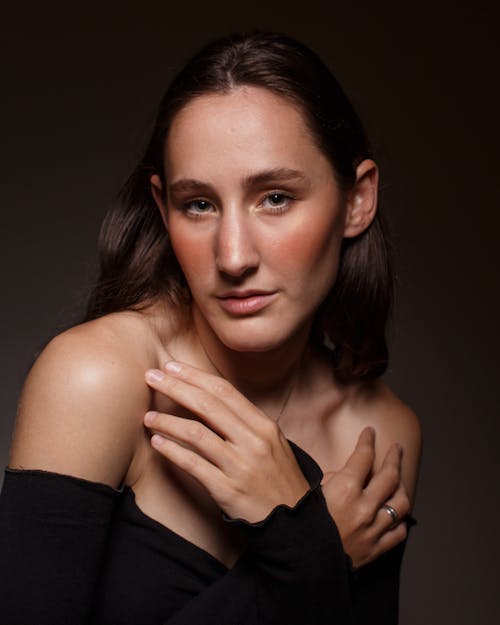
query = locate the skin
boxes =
[9,86,421,570]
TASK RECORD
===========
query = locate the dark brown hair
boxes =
[84,32,393,382]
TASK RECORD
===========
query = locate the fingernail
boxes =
[165,361,182,374]
[144,411,156,426]
[146,369,165,383]
[151,434,165,447]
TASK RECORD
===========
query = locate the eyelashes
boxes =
[180,191,295,218]
[182,199,213,217]
[260,192,294,212]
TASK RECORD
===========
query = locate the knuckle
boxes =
[183,452,200,472]
[252,420,279,453]
[398,493,411,517]
[211,377,233,399]
[232,464,253,492]
[195,394,217,417]
[339,468,358,488]
[391,492,411,518]
[262,418,280,440]
[353,501,374,528]
[334,474,358,501]
[342,477,357,498]
[215,487,234,510]
[252,434,273,457]
[164,376,181,394]
[186,420,205,442]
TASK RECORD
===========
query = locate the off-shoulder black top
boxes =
[0,441,409,624]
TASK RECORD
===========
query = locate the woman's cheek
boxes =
[278,212,344,281]
[169,229,213,285]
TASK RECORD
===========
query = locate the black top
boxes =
[0,441,409,625]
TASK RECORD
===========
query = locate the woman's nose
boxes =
[215,210,259,278]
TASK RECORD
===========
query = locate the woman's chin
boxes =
[193,305,310,354]
[219,333,285,354]
[214,320,309,354]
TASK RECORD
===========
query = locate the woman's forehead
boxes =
[164,86,332,183]
[169,86,310,140]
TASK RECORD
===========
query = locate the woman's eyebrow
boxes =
[168,168,310,195]
[242,168,310,190]
[168,179,211,194]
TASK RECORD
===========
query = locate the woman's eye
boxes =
[261,192,293,212]
[183,199,214,216]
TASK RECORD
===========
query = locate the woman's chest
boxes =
[126,428,247,569]
[125,379,363,569]
[281,406,364,477]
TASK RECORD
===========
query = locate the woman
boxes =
[0,32,421,624]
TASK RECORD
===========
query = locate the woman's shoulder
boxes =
[353,379,421,444]
[9,310,166,487]
[352,379,422,500]
[25,310,159,400]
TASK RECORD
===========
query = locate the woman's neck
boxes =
[188,307,315,417]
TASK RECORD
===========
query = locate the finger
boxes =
[372,520,408,559]
[146,361,275,439]
[162,361,271,431]
[342,427,376,486]
[373,484,411,534]
[354,516,409,568]
[150,432,228,499]
[144,411,237,471]
[363,443,402,506]
[145,368,247,442]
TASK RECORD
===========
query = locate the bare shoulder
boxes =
[351,379,422,502]
[9,311,158,488]
[356,380,422,446]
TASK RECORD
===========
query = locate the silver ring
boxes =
[383,504,399,524]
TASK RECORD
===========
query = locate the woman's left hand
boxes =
[143,361,310,523]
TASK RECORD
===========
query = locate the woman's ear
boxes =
[150,174,168,228]
[343,159,379,238]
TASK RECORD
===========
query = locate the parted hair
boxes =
[84,31,393,383]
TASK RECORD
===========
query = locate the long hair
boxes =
[84,32,393,382]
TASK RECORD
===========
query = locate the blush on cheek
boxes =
[169,233,211,284]
[282,214,344,278]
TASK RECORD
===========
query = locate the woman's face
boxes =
[152,86,376,353]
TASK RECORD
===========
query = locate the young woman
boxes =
[0,32,421,624]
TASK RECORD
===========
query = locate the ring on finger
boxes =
[382,503,399,525]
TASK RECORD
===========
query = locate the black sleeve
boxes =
[0,444,408,625]
[162,441,412,625]
[350,520,415,625]
[0,468,121,625]
[163,441,354,625]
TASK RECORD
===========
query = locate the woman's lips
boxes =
[216,291,278,315]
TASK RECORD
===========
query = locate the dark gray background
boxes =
[1,2,498,624]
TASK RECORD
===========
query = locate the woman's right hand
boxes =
[321,427,410,569]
